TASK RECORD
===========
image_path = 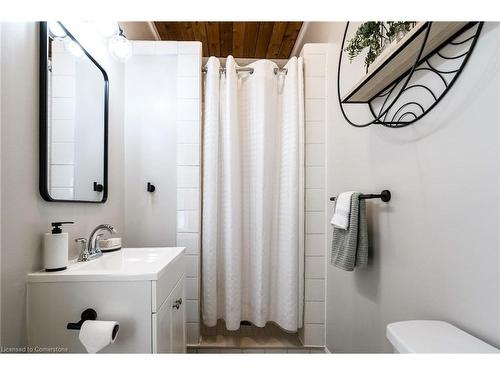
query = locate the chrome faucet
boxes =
[76,224,116,262]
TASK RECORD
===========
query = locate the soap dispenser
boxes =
[43,221,74,272]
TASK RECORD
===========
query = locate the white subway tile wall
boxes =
[175,41,202,345]
[305,279,326,301]
[301,44,328,347]
[304,301,325,324]
[305,143,326,166]
[51,142,75,165]
[177,99,200,121]
[186,322,200,345]
[177,166,200,188]
[305,99,325,122]
[185,277,200,299]
[177,189,200,210]
[177,77,200,99]
[52,97,76,119]
[186,300,200,323]
[49,187,74,200]
[305,189,324,211]
[176,121,200,144]
[305,77,326,99]
[305,121,325,144]
[49,39,76,200]
[176,210,200,233]
[305,256,326,279]
[52,75,76,97]
[178,41,201,54]
[51,53,75,75]
[50,165,74,187]
[185,255,200,278]
[305,212,325,234]
[155,41,178,55]
[176,144,200,166]
[303,55,326,77]
[176,233,200,255]
[51,120,75,142]
[131,40,156,55]
[177,54,200,77]
[305,234,325,256]
[305,167,325,189]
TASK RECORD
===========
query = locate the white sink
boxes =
[27,247,185,282]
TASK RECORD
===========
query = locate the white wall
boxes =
[73,57,106,201]
[123,46,178,247]
[298,22,500,352]
[123,40,202,345]
[0,22,125,348]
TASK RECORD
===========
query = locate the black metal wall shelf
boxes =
[338,21,483,128]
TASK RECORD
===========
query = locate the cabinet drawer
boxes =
[152,252,185,312]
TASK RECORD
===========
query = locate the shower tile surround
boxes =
[49,39,77,199]
[130,41,327,349]
[300,44,328,347]
[174,41,203,345]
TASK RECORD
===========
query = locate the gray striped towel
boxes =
[331,192,368,271]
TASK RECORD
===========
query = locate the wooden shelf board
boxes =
[341,22,471,103]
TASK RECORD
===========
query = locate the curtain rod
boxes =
[201,66,288,75]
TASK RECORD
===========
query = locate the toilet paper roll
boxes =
[79,320,119,353]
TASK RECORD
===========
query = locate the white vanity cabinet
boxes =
[27,247,186,353]
[153,279,185,353]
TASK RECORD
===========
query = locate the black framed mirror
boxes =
[39,21,109,203]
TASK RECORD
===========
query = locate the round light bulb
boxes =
[109,34,132,61]
[49,22,66,38]
[64,38,84,58]
[95,22,119,38]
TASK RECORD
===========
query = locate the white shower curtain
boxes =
[202,55,304,332]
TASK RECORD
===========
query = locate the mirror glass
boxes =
[40,22,108,203]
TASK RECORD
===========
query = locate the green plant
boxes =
[345,21,416,71]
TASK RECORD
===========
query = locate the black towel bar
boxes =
[329,190,391,202]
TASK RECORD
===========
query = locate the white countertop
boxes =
[27,247,185,282]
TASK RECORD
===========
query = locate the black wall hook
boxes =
[93,182,104,192]
[147,182,156,193]
[67,308,97,330]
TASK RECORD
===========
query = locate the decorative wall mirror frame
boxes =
[39,21,109,203]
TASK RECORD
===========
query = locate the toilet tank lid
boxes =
[386,320,499,353]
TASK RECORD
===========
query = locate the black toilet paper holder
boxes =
[67,308,97,330]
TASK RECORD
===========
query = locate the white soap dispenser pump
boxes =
[43,221,74,272]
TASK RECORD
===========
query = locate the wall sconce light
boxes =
[64,37,84,58]
[95,22,120,39]
[108,28,132,62]
[48,21,66,38]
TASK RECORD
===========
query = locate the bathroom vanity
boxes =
[27,247,186,353]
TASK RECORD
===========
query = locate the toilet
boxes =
[386,320,499,353]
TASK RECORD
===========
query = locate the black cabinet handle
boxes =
[93,182,104,192]
[147,182,156,193]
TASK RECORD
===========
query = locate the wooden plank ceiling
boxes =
[153,22,303,59]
